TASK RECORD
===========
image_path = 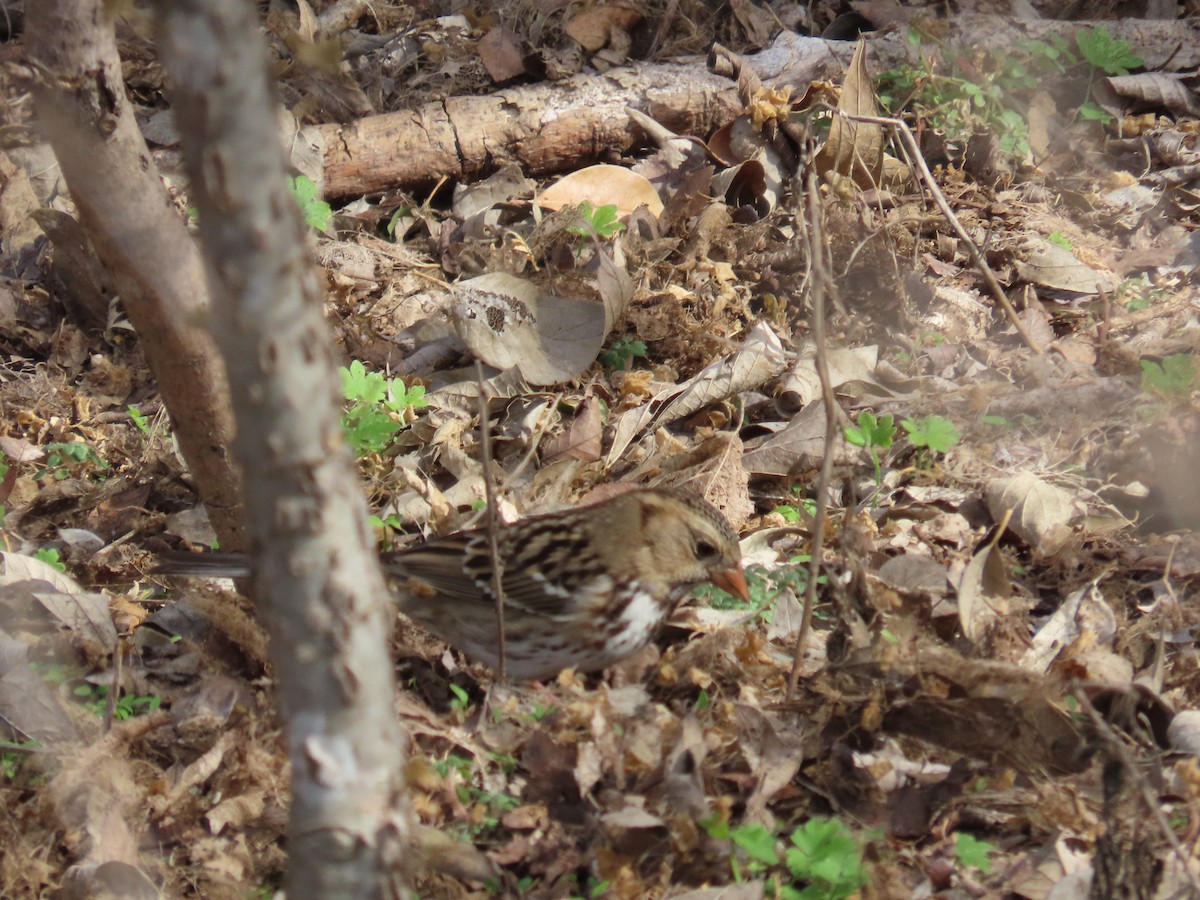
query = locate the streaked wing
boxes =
[381,535,486,606]
[384,521,597,619]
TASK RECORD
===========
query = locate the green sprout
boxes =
[703,816,870,899]
[954,832,995,873]
[902,414,961,467]
[844,411,895,488]
[567,201,625,239]
[34,441,108,482]
[128,405,152,434]
[339,360,428,456]
[33,548,66,573]
[598,336,647,372]
[288,174,333,234]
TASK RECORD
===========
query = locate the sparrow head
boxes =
[590,488,749,602]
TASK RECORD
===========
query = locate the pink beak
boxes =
[711,565,750,603]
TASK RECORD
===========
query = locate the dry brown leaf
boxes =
[451,272,606,385]
[877,554,952,599]
[985,472,1078,555]
[1014,239,1120,295]
[1021,581,1117,674]
[1167,710,1200,756]
[0,631,80,744]
[606,321,787,464]
[537,165,664,219]
[956,521,1014,646]
[564,3,644,51]
[815,39,884,189]
[778,344,896,408]
[542,395,602,464]
[1103,73,1200,117]
[206,792,266,835]
[477,26,525,83]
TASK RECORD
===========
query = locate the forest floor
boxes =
[2,1,1200,898]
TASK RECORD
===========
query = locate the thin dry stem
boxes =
[846,111,1043,354]
[1075,691,1200,897]
[788,162,841,701]
[476,362,507,681]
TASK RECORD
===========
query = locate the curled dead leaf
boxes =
[451,272,606,386]
[985,472,1078,555]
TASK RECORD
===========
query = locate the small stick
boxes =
[1075,689,1200,898]
[788,157,842,701]
[476,362,507,680]
[845,111,1043,354]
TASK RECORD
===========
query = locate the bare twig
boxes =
[788,158,841,701]
[1075,690,1200,897]
[846,111,1043,354]
[102,633,124,733]
[476,362,507,681]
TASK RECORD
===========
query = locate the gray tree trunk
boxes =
[26,0,246,550]
[151,1,411,895]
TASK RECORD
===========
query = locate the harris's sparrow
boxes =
[154,488,748,680]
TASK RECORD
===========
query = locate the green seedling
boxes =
[845,411,895,488]
[1115,274,1170,312]
[34,441,108,482]
[902,414,961,468]
[704,816,870,899]
[128,405,151,434]
[693,563,809,624]
[563,875,611,900]
[954,832,995,873]
[524,702,558,722]
[487,751,519,775]
[33,548,66,573]
[598,336,647,372]
[567,200,625,239]
[288,174,333,234]
[1076,26,1142,124]
[340,360,428,456]
[447,683,472,714]
[1076,25,1142,75]
[783,817,870,900]
[29,661,75,684]
[880,27,1135,160]
[773,494,818,523]
[386,206,414,240]
[0,740,39,781]
[432,753,474,780]
[433,751,521,840]
[877,55,1033,158]
[1046,232,1073,249]
[73,684,162,721]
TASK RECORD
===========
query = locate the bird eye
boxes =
[694,540,719,559]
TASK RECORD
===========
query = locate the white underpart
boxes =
[606,589,661,657]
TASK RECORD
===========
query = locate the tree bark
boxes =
[26,0,245,550]
[152,1,411,897]
[315,15,1200,199]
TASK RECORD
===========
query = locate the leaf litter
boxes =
[3,4,1200,897]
